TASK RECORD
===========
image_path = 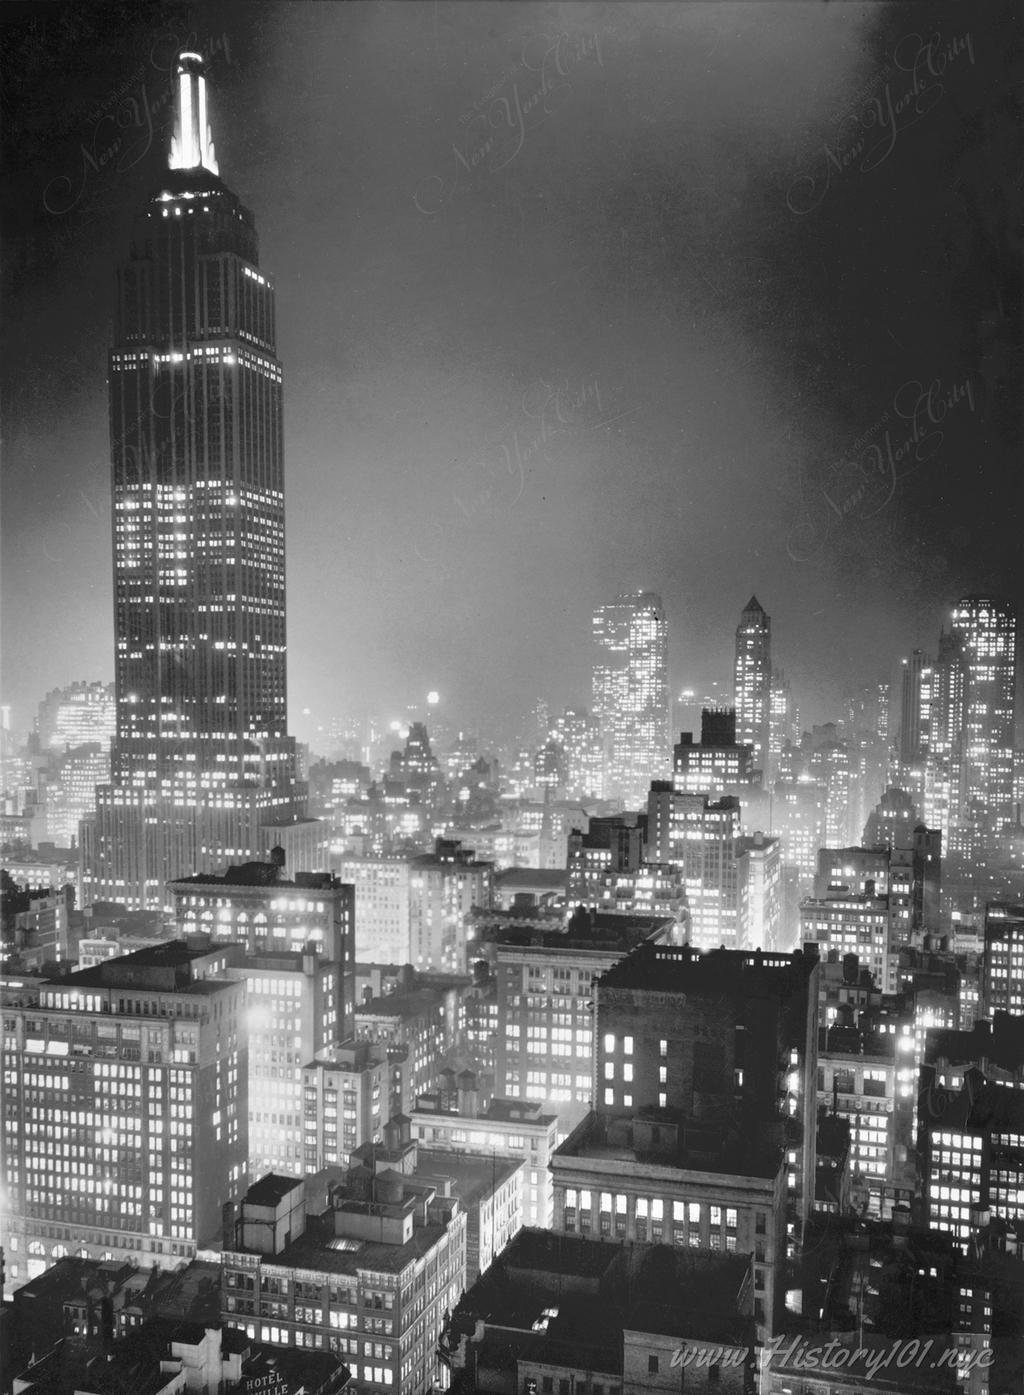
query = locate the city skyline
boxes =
[3,9,1023,1378]
[3,1,1020,746]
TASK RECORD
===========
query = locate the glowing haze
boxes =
[2,1,1017,746]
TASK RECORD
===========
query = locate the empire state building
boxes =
[82,53,314,908]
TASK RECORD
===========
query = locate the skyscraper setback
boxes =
[734,596,771,778]
[81,54,307,908]
[591,591,669,807]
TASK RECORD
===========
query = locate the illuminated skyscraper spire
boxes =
[169,51,219,175]
[82,47,311,909]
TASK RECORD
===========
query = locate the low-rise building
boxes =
[353,974,469,1105]
[222,1154,467,1395]
[775,1212,993,1395]
[552,1111,786,1347]
[440,1228,755,1395]
[336,856,411,965]
[410,1089,558,1228]
[921,1075,1024,1253]
[168,861,355,1041]
[408,838,493,974]
[2,941,247,1289]
[801,893,897,995]
[11,1318,348,1395]
[301,1041,390,1173]
[476,909,675,1134]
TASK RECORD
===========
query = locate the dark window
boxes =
[648,1356,659,1374]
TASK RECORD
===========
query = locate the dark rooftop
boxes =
[356,985,460,1020]
[599,939,818,994]
[244,1173,304,1208]
[482,911,674,953]
[494,868,568,889]
[168,866,341,891]
[240,1343,349,1395]
[46,940,237,994]
[925,1012,1024,1071]
[554,1109,783,1180]
[932,1077,1024,1132]
[444,1228,753,1356]
[12,1325,348,1395]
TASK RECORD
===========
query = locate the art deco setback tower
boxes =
[81,54,306,909]
[592,591,669,807]
[734,595,771,778]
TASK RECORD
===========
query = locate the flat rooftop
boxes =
[487,913,674,953]
[415,1148,523,1203]
[245,1173,303,1208]
[926,1012,1024,1071]
[413,1096,557,1128]
[937,1078,1024,1131]
[554,1110,783,1180]
[599,939,817,993]
[169,864,340,890]
[494,868,569,890]
[49,941,237,993]
[230,1207,455,1277]
[355,987,456,1019]
[446,1228,752,1352]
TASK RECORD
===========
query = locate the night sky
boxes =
[2,1,1020,746]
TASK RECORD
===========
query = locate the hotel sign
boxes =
[246,1370,289,1395]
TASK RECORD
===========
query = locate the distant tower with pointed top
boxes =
[734,596,771,778]
[81,52,310,908]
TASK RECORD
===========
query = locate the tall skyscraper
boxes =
[592,591,669,806]
[923,627,966,842]
[734,596,771,778]
[768,666,798,782]
[948,597,1017,854]
[898,650,933,776]
[81,54,307,909]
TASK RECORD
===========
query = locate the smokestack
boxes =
[222,1200,238,1251]
[101,1294,115,1357]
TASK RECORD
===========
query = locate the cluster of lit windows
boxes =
[562,1190,744,1246]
